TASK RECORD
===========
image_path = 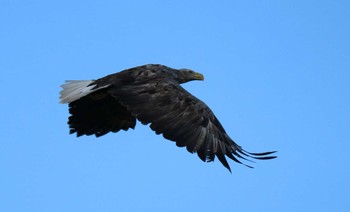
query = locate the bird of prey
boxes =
[59,64,276,172]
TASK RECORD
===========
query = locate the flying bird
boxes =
[59,64,276,172]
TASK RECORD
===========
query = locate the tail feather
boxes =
[59,80,107,104]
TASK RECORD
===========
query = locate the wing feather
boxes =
[108,82,276,171]
[67,89,136,137]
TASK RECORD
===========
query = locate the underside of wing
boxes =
[68,89,136,137]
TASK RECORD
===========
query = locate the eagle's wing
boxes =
[67,88,136,137]
[108,82,276,172]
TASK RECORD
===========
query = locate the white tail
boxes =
[59,80,98,104]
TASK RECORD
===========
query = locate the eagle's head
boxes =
[177,68,204,84]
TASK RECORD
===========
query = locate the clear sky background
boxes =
[1,0,349,211]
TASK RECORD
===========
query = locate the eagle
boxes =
[59,64,276,172]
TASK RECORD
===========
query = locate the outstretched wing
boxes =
[108,82,276,172]
[68,88,136,137]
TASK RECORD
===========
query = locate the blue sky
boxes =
[1,0,349,211]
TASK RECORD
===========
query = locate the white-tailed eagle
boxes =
[59,64,276,172]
